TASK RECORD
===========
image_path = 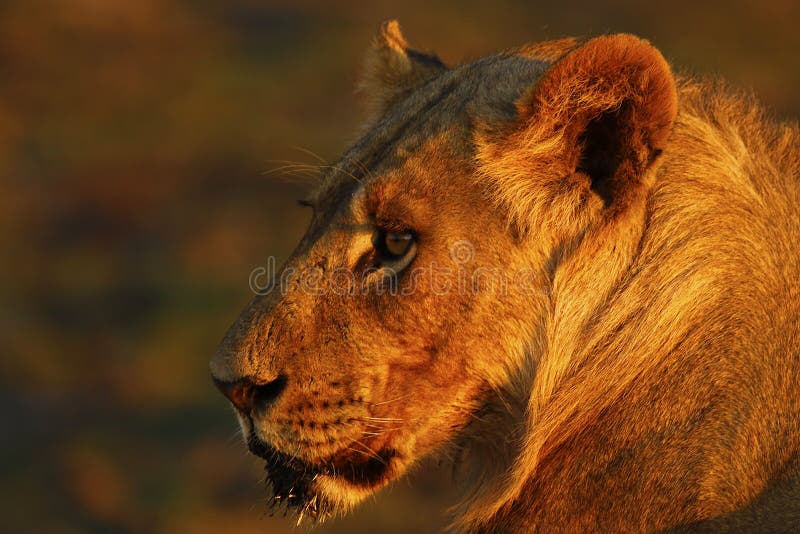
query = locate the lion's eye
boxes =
[372,228,417,272]
[384,231,413,257]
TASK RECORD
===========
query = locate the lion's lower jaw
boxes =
[313,472,387,512]
[268,453,405,524]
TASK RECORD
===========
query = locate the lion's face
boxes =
[212,134,543,517]
[211,23,678,522]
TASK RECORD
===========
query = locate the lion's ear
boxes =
[531,34,677,209]
[479,34,677,233]
[358,20,447,117]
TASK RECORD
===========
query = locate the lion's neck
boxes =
[457,82,800,532]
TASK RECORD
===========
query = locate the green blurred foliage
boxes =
[0,0,797,531]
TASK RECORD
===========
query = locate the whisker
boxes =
[227,426,244,444]
[339,153,375,183]
[262,163,321,175]
[289,145,328,164]
[370,393,413,406]
[264,154,370,187]
[318,163,364,185]
[349,439,388,465]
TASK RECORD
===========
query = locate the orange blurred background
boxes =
[1,1,798,532]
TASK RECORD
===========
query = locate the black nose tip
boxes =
[212,375,288,415]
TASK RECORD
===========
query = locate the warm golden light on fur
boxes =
[212,21,800,533]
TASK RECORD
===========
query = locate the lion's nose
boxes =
[212,374,288,415]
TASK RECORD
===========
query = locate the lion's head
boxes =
[211,21,680,524]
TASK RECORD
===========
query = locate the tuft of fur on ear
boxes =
[477,34,678,236]
[517,37,583,63]
[357,20,447,118]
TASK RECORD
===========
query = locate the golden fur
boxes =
[211,22,800,532]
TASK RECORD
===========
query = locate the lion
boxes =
[210,21,800,532]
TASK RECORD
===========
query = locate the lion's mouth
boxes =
[247,434,397,519]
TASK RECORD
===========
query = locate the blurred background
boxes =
[1,0,798,532]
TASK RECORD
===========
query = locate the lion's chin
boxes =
[247,435,400,522]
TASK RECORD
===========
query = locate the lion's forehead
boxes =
[308,54,549,227]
